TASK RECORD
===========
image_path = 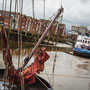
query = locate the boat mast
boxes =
[32,0,35,18]
[22,7,64,68]
[43,0,45,19]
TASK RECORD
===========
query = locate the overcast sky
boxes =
[0,0,90,32]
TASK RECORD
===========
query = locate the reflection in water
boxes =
[72,55,90,74]
[0,48,90,90]
[0,48,90,75]
[88,83,90,90]
[12,48,32,56]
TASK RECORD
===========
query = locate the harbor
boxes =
[0,47,90,90]
[0,0,90,90]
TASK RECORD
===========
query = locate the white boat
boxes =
[73,35,90,57]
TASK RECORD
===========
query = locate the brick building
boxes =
[0,10,66,38]
[71,25,88,35]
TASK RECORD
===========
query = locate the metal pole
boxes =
[22,7,64,68]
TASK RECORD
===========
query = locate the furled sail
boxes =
[1,27,49,86]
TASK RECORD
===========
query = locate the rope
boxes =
[40,73,90,79]
[51,23,59,87]
[1,0,5,26]
[35,75,49,89]
[44,69,51,84]
[3,51,10,89]
[18,0,21,69]
[14,0,17,30]
[18,0,24,69]
[0,61,4,67]
[10,0,18,59]
[49,7,63,86]
[1,1,11,88]
[20,72,25,90]
[20,0,24,69]
[52,50,57,87]
[19,0,25,89]
[9,0,12,32]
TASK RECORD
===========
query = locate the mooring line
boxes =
[40,73,90,79]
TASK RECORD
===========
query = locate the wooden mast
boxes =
[32,0,35,18]
[43,0,45,19]
[22,7,64,68]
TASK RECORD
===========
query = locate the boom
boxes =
[22,7,64,68]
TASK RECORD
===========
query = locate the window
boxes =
[85,41,87,43]
[83,40,84,43]
[88,41,90,44]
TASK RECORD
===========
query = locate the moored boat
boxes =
[73,35,90,57]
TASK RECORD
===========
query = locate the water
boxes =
[0,49,90,90]
[39,51,90,90]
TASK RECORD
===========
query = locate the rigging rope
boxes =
[44,68,51,84]
[14,0,17,30]
[18,0,23,70]
[50,8,63,86]
[11,0,18,57]
[19,0,25,89]
[35,75,49,89]
[18,0,21,69]
[1,0,10,89]
[3,49,10,89]
[51,23,59,87]
[9,0,12,32]
[1,0,5,26]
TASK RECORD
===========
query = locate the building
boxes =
[0,10,66,38]
[71,25,88,35]
[88,30,90,36]
[68,25,90,40]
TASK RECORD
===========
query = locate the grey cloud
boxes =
[0,0,90,31]
[80,0,90,3]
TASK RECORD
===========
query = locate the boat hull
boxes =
[0,69,52,90]
[73,48,90,57]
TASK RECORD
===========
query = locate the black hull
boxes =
[73,51,90,58]
[0,69,52,90]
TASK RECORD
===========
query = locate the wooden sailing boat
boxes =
[0,0,64,90]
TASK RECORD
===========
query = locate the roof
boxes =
[78,35,90,40]
[72,25,87,28]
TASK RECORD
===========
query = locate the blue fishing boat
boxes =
[73,35,90,57]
